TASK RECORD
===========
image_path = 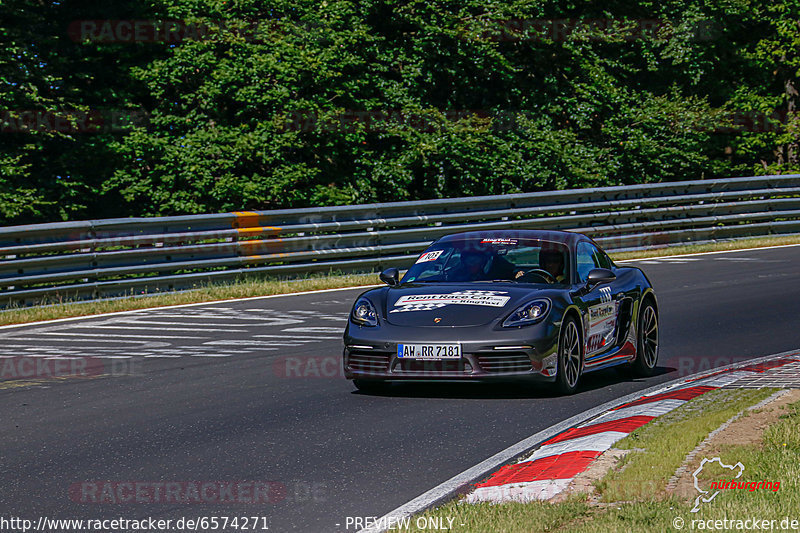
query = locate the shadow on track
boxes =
[350,364,676,399]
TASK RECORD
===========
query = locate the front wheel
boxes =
[632,299,659,376]
[555,317,582,394]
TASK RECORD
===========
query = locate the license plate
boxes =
[397,344,461,360]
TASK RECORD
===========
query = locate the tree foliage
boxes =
[1,0,799,223]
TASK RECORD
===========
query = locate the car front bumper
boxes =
[342,320,560,382]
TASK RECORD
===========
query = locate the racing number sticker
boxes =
[415,250,443,264]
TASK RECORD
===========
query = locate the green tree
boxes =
[2,0,799,223]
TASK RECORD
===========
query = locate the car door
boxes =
[575,241,622,364]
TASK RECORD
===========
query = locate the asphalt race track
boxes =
[1,246,799,532]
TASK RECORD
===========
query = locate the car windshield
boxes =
[401,237,570,284]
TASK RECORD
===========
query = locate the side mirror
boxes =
[380,267,400,287]
[586,268,616,287]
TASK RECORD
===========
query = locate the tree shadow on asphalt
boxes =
[351,364,676,399]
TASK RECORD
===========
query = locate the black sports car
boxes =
[343,230,658,394]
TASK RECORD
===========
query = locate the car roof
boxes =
[436,229,586,248]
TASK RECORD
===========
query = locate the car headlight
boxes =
[351,298,378,327]
[503,299,550,327]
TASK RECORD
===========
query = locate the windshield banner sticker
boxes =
[480,238,518,246]
[415,250,444,263]
[391,290,510,313]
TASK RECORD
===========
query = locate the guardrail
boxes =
[3,174,800,306]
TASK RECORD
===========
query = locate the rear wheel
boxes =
[633,299,658,376]
[555,317,582,395]
[352,379,389,393]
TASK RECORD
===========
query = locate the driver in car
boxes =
[539,248,567,283]
[449,249,516,282]
[514,248,567,283]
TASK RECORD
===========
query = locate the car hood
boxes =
[383,283,553,327]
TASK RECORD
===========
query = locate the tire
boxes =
[555,317,582,395]
[352,379,389,393]
[632,299,659,377]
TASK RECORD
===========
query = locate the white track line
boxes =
[35,332,209,340]
[202,340,306,347]
[616,242,800,263]
[1,337,167,345]
[101,319,302,328]
[253,335,340,340]
[68,325,249,333]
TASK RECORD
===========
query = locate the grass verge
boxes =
[4,233,800,326]
[700,400,800,520]
[596,388,776,502]
[610,233,800,261]
[407,388,799,533]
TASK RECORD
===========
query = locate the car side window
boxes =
[596,250,613,269]
[576,242,601,282]
[595,248,611,270]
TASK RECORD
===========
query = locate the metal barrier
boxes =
[3,174,800,305]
